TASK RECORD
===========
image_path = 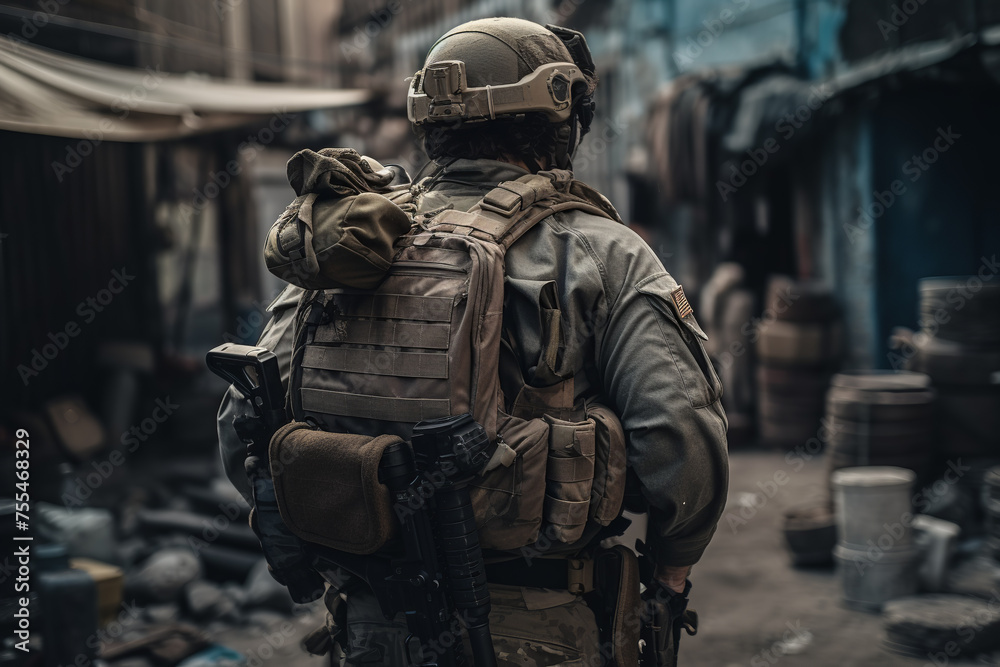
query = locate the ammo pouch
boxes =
[264,148,411,290]
[470,398,628,551]
[269,421,398,554]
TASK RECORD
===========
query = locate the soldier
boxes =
[218,17,728,666]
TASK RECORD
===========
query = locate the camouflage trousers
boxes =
[333,584,603,666]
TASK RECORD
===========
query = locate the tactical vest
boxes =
[265,150,628,554]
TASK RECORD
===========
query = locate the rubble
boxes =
[183,581,242,624]
[135,509,259,551]
[883,595,1000,656]
[126,549,203,604]
[144,604,182,625]
[242,560,295,614]
[36,503,118,563]
[101,624,210,666]
[175,644,246,667]
[945,556,1000,598]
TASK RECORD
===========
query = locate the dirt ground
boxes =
[204,448,999,666]
[683,448,996,667]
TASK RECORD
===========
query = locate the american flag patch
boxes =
[671,285,693,319]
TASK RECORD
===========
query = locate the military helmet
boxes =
[408,17,598,168]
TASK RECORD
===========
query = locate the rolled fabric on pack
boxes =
[264,148,412,290]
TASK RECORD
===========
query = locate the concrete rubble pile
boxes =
[0,456,326,667]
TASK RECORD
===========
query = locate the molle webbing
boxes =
[424,200,612,250]
[301,388,451,423]
[302,346,449,379]
[289,167,623,466]
[314,320,452,349]
[402,169,623,251]
[331,293,455,322]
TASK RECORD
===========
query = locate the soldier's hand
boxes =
[654,564,691,594]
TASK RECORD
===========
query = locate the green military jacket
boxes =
[217,158,729,567]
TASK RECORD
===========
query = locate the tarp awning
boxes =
[0,40,370,141]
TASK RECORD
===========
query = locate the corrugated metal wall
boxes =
[0,130,157,407]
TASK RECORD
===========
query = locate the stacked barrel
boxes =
[756,277,842,447]
[825,371,936,483]
[903,278,1000,458]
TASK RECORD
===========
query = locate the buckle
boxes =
[480,180,542,216]
[480,188,523,216]
[567,558,594,594]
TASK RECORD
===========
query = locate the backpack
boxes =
[266,150,629,553]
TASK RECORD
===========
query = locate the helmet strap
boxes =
[553,121,574,170]
[522,155,543,174]
[553,91,594,170]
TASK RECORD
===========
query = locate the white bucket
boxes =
[833,543,918,612]
[831,466,916,549]
[912,514,960,592]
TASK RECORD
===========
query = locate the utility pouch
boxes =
[544,414,596,543]
[269,421,399,554]
[470,411,548,551]
[590,545,641,667]
[588,403,627,525]
[472,401,628,551]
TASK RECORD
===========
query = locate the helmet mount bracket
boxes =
[407,19,600,172]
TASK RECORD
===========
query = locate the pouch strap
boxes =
[591,545,641,667]
[510,376,579,421]
[273,193,316,263]
[424,169,619,252]
[484,557,594,593]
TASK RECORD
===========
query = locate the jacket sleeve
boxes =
[595,230,729,567]
[216,285,303,504]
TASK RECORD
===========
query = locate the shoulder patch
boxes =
[671,285,693,319]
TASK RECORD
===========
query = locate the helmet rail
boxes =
[407,60,586,125]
